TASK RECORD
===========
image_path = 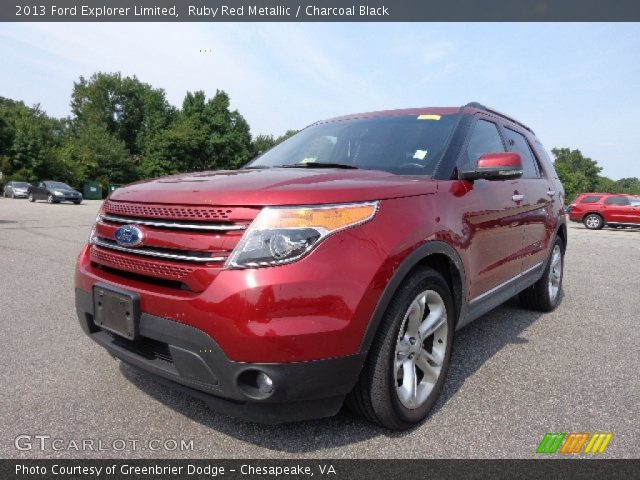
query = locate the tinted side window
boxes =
[503,128,541,179]
[604,196,630,206]
[461,119,505,170]
[581,195,602,203]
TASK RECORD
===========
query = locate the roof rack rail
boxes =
[461,102,534,134]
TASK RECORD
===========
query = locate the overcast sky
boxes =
[1,22,639,179]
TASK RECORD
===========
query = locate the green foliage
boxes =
[1,73,260,190]
[251,130,299,155]
[552,147,640,202]
[71,72,175,155]
[139,115,207,177]
[0,97,68,184]
[139,89,254,177]
[55,123,134,187]
[615,177,640,193]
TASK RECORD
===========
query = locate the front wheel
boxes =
[347,267,454,430]
[583,213,604,230]
[28,194,35,202]
[520,237,564,312]
[47,194,56,204]
[73,200,82,205]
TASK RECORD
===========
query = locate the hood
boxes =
[109,168,438,206]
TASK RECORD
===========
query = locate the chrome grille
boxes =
[92,238,225,263]
[91,247,196,278]
[101,214,245,231]
[90,202,257,287]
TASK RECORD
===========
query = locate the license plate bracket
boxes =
[93,284,140,340]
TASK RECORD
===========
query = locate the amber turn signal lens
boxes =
[254,202,378,232]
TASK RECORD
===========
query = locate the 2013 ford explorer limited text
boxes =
[75,103,566,429]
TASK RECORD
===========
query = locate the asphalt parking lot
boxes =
[1,197,638,459]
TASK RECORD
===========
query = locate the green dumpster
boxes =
[83,181,102,200]
[108,184,122,195]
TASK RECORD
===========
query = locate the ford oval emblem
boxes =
[114,225,144,247]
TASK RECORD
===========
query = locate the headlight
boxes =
[53,190,64,196]
[226,202,378,269]
[88,203,106,244]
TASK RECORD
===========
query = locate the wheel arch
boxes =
[555,217,568,252]
[358,241,466,356]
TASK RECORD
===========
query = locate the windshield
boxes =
[13,182,30,188]
[247,114,460,176]
[46,182,72,189]
[629,197,640,206]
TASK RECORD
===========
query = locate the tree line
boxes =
[0,71,638,202]
[551,148,640,202]
[0,72,295,189]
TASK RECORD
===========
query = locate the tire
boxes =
[11,192,16,199]
[347,267,455,430]
[28,194,35,203]
[519,237,564,312]
[583,213,604,230]
[74,199,82,205]
[47,194,56,204]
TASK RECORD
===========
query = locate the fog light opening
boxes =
[237,370,276,400]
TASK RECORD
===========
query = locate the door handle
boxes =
[512,194,525,202]
[547,190,556,197]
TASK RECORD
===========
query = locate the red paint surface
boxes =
[76,106,564,363]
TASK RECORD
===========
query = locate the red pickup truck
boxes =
[75,103,566,429]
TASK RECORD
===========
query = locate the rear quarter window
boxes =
[604,196,630,206]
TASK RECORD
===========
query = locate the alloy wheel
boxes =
[585,215,601,229]
[548,245,562,302]
[394,290,448,409]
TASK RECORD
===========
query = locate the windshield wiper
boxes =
[279,162,358,169]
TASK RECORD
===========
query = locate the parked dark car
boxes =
[3,181,31,198]
[28,181,83,204]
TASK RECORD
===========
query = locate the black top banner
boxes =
[4,0,640,22]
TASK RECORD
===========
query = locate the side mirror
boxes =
[459,152,523,181]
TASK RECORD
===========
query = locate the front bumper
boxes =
[55,194,82,201]
[76,288,364,423]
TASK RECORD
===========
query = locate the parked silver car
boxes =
[3,181,31,198]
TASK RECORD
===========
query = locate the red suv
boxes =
[75,103,566,429]
[568,193,640,229]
